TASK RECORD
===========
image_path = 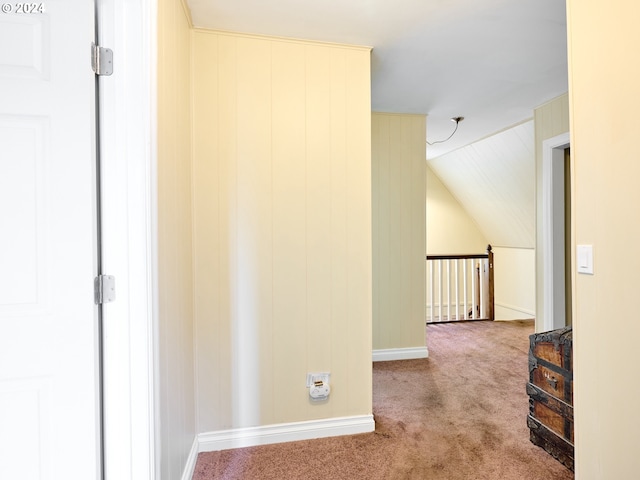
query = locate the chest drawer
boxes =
[529,326,573,404]
[530,362,573,404]
[529,326,572,370]
[527,382,574,443]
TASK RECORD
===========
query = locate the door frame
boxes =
[542,132,571,331]
[96,1,157,478]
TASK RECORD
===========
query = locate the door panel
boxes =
[0,3,99,479]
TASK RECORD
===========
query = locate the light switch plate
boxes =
[577,245,594,274]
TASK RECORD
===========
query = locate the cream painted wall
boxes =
[372,113,426,351]
[157,0,196,477]
[426,165,488,255]
[567,2,640,477]
[425,155,490,323]
[427,145,535,320]
[534,94,570,332]
[192,30,372,433]
[493,247,535,320]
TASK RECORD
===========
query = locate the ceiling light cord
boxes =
[427,116,464,146]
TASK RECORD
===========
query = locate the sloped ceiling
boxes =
[185,0,568,160]
[427,121,535,248]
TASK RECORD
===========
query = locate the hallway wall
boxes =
[567,1,640,476]
[426,164,488,254]
[372,113,426,352]
[157,0,196,477]
[191,30,373,433]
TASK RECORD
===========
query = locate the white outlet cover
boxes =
[309,383,331,400]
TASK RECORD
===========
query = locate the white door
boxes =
[0,3,101,479]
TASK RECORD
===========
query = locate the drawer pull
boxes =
[544,371,558,390]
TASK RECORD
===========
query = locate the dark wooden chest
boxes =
[526,326,574,471]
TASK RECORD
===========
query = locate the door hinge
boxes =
[94,275,116,305]
[91,42,113,76]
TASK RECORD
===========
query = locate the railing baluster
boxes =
[438,260,443,322]
[455,259,460,321]
[428,260,434,322]
[479,259,485,319]
[472,260,476,319]
[445,260,450,321]
[463,259,468,319]
[425,246,494,323]
[432,261,436,322]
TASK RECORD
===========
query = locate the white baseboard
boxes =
[372,346,429,362]
[495,302,535,320]
[180,437,199,480]
[198,414,375,453]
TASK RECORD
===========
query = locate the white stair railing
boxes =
[426,245,494,323]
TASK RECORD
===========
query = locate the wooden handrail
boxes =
[426,245,492,261]
[426,253,489,260]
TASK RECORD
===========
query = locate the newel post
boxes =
[487,244,494,321]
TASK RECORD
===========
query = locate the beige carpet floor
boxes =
[192,320,574,479]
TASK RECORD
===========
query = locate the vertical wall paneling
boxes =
[344,49,372,413]
[305,44,333,417]
[328,47,349,416]
[192,32,220,431]
[409,117,427,337]
[567,2,640,475]
[388,118,402,343]
[235,35,274,427]
[371,115,380,348]
[218,33,238,428]
[157,0,195,477]
[271,40,305,422]
[373,114,391,349]
[192,30,372,432]
[371,113,426,352]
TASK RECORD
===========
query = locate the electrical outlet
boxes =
[310,382,330,400]
[306,372,330,387]
[307,372,331,400]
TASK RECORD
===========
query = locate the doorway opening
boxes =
[542,132,571,331]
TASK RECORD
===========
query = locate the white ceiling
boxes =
[186,0,568,159]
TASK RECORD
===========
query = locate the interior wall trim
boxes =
[372,347,429,362]
[495,302,536,316]
[197,415,375,453]
[542,131,571,331]
[180,438,199,480]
